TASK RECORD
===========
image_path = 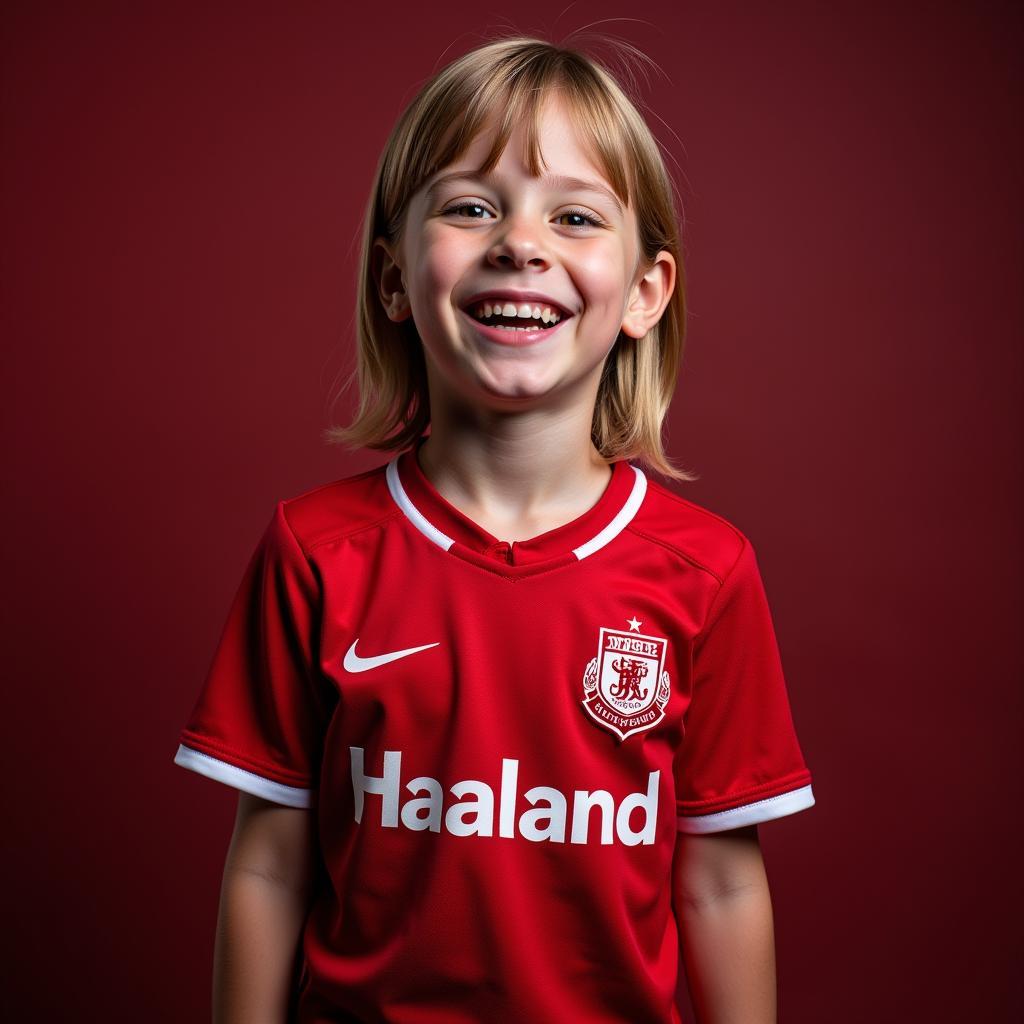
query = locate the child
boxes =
[174,34,815,1024]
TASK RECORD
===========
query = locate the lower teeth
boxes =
[487,323,551,331]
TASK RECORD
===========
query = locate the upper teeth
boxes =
[472,301,561,324]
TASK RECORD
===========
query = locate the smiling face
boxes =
[374,93,673,416]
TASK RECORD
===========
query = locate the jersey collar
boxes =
[385,441,647,574]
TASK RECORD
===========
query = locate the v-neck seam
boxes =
[385,447,647,575]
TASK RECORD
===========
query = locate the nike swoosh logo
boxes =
[343,638,439,673]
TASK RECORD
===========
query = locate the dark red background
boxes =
[3,2,1020,1020]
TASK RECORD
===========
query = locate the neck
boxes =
[416,382,613,540]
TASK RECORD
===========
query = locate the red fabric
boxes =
[178,500,332,791]
[175,446,813,1023]
[674,538,813,816]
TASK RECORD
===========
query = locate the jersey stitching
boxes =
[692,537,749,642]
[287,474,742,583]
[443,547,578,583]
[677,770,812,813]
[191,749,315,793]
[280,465,386,505]
[448,521,646,583]
[385,508,619,583]
[269,505,333,716]
[304,508,406,554]
[293,505,564,582]
[643,478,748,542]
[276,464,402,557]
[624,524,725,585]
[179,732,315,789]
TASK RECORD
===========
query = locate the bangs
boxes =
[384,48,637,238]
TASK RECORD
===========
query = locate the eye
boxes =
[555,208,606,229]
[441,202,494,220]
[440,203,606,229]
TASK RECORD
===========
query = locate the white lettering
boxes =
[350,746,401,826]
[499,758,518,838]
[570,789,615,845]
[401,775,443,831]
[616,769,659,846]
[446,780,494,837]
[520,786,567,843]
[349,747,659,846]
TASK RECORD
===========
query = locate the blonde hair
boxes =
[324,33,697,482]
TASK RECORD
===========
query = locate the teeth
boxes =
[472,300,561,325]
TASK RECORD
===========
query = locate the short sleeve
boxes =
[173,500,331,808]
[674,537,815,833]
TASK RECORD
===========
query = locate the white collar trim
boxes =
[572,464,647,560]
[386,455,647,561]
[386,457,456,550]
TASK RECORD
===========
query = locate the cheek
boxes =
[416,231,475,295]
[573,249,628,314]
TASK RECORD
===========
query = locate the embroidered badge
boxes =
[581,618,671,741]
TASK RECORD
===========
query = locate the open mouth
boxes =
[460,298,573,333]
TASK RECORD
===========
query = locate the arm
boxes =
[212,792,317,1024]
[673,825,777,1024]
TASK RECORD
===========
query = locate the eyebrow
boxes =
[424,170,624,216]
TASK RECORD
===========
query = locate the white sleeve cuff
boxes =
[173,743,315,809]
[677,783,814,833]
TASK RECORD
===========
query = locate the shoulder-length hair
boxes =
[324,34,696,482]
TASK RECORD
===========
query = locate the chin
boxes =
[471,369,563,404]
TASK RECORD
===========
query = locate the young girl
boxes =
[174,35,815,1024]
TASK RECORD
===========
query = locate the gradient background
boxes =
[2,2,1020,1021]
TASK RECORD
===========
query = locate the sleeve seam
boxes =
[178,732,315,789]
[279,499,316,564]
[693,535,750,643]
[624,524,726,585]
[306,508,406,554]
[676,783,814,832]
[275,501,333,714]
[677,769,812,813]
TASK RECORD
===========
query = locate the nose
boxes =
[486,211,551,271]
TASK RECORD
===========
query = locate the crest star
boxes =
[627,616,642,632]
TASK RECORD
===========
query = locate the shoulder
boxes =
[628,472,751,587]
[273,459,400,557]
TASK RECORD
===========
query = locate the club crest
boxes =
[581,619,671,741]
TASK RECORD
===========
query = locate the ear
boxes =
[372,236,412,322]
[620,251,676,339]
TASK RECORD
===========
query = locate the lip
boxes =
[460,290,574,318]
[458,306,572,347]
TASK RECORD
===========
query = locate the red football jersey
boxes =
[174,441,815,1023]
